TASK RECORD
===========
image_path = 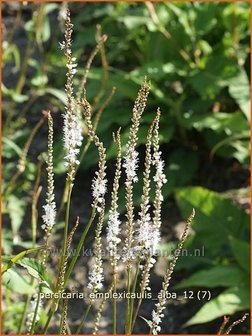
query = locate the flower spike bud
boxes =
[106,129,122,268]
[62,9,83,181]
[42,111,56,235]
[150,209,195,335]
[123,78,151,259]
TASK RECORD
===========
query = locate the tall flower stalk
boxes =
[26,112,56,335]
[41,111,56,263]
[122,79,150,333]
[60,8,82,285]
[61,9,83,180]
[75,97,107,332]
[106,129,122,334]
[131,110,164,332]
[149,209,195,335]
[82,98,107,291]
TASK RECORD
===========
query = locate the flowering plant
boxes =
[2,8,248,336]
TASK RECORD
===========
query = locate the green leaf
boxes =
[163,150,199,196]
[182,111,248,134]
[185,286,250,325]
[2,137,23,158]
[229,69,250,122]
[194,2,218,35]
[7,195,26,237]
[2,246,45,274]
[31,73,48,87]
[39,281,53,294]
[2,228,13,255]
[229,236,250,273]
[17,258,46,280]
[2,84,29,103]
[175,187,249,254]
[187,51,239,99]
[175,264,245,289]
[118,16,149,29]
[2,268,36,294]
[40,16,51,43]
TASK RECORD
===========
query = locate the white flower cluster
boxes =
[92,171,108,211]
[137,204,161,258]
[66,58,78,75]
[42,112,56,233]
[63,108,83,168]
[61,11,83,172]
[123,147,139,183]
[149,310,164,335]
[41,202,56,231]
[106,210,121,264]
[152,151,167,191]
[136,209,153,251]
[88,263,104,291]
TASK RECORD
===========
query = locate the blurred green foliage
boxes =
[2,2,250,332]
[174,186,249,324]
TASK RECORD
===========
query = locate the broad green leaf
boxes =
[187,51,239,98]
[2,84,29,103]
[175,187,249,253]
[2,268,36,294]
[2,229,13,255]
[229,69,250,122]
[7,195,26,237]
[2,246,45,274]
[40,16,51,43]
[163,150,199,196]
[209,131,250,164]
[118,16,149,29]
[194,2,217,35]
[186,286,250,325]
[39,281,53,294]
[181,112,248,134]
[229,236,250,273]
[2,137,22,157]
[175,264,245,289]
[17,258,46,280]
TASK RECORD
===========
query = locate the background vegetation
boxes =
[2,2,250,334]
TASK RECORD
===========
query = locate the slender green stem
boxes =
[17,290,33,334]
[113,271,117,335]
[15,39,33,94]
[43,309,53,334]
[59,300,65,334]
[43,207,96,333]
[29,292,41,334]
[18,162,42,334]
[57,141,90,220]
[125,265,131,334]
[75,304,92,334]
[64,207,96,286]
[57,181,69,220]
[131,296,142,333]
[129,260,140,333]
[60,180,72,270]
[42,182,72,333]
[131,257,151,332]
